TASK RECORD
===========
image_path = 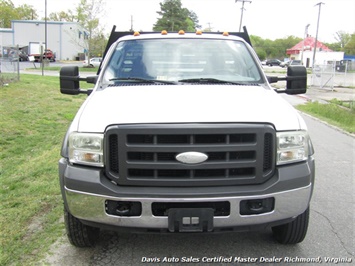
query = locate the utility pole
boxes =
[235,0,252,32]
[301,24,310,66]
[42,0,47,76]
[312,2,324,68]
[130,15,134,32]
[207,22,212,32]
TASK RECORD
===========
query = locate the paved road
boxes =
[42,95,354,265]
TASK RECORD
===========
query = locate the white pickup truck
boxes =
[59,27,315,247]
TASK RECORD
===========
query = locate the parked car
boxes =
[280,60,302,68]
[83,57,102,67]
[265,59,281,66]
[280,61,288,68]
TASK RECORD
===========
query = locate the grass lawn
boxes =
[297,101,355,134]
[0,74,88,265]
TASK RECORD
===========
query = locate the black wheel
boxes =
[64,207,100,247]
[272,207,309,244]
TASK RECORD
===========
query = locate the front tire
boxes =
[272,207,310,244]
[64,207,100,247]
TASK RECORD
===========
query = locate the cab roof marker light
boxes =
[161,30,168,35]
[223,32,229,36]
[196,30,203,35]
[178,30,185,35]
[133,31,140,36]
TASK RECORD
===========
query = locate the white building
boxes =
[286,36,344,67]
[0,20,88,61]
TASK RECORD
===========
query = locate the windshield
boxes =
[102,38,263,85]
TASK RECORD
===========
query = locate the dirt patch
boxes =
[40,234,95,265]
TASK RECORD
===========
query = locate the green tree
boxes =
[153,0,200,32]
[250,35,267,60]
[334,31,351,49]
[0,0,38,28]
[0,0,15,27]
[188,10,201,29]
[263,39,278,58]
[48,10,76,22]
[273,36,302,59]
[324,41,341,52]
[344,33,355,54]
[76,0,106,58]
[15,4,37,20]
[90,33,108,57]
[251,35,301,59]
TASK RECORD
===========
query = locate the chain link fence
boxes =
[311,60,355,90]
[0,45,20,86]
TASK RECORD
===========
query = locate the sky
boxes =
[10,0,355,43]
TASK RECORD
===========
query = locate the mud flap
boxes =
[168,208,214,232]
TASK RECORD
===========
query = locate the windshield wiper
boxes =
[178,78,252,85]
[109,77,177,84]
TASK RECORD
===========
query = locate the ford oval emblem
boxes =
[175,152,208,164]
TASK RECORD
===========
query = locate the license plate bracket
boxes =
[168,208,214,232]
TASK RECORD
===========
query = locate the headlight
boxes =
[277,131,309,165]
[69,133,104,167]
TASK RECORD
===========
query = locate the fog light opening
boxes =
[105,200,142,217]
[240,198,274,215]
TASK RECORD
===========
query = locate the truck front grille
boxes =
[105,124,275,187]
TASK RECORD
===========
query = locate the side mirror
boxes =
[60,66,97,95]
[268,65,307,95]
[286,65,307,95]
[60,66,80,95]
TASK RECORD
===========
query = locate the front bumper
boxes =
[59,156,315,231]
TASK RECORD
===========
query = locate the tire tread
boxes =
[272,207,310,244]
[64,208,100,247]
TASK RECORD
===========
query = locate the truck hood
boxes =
[75,85,301,132]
